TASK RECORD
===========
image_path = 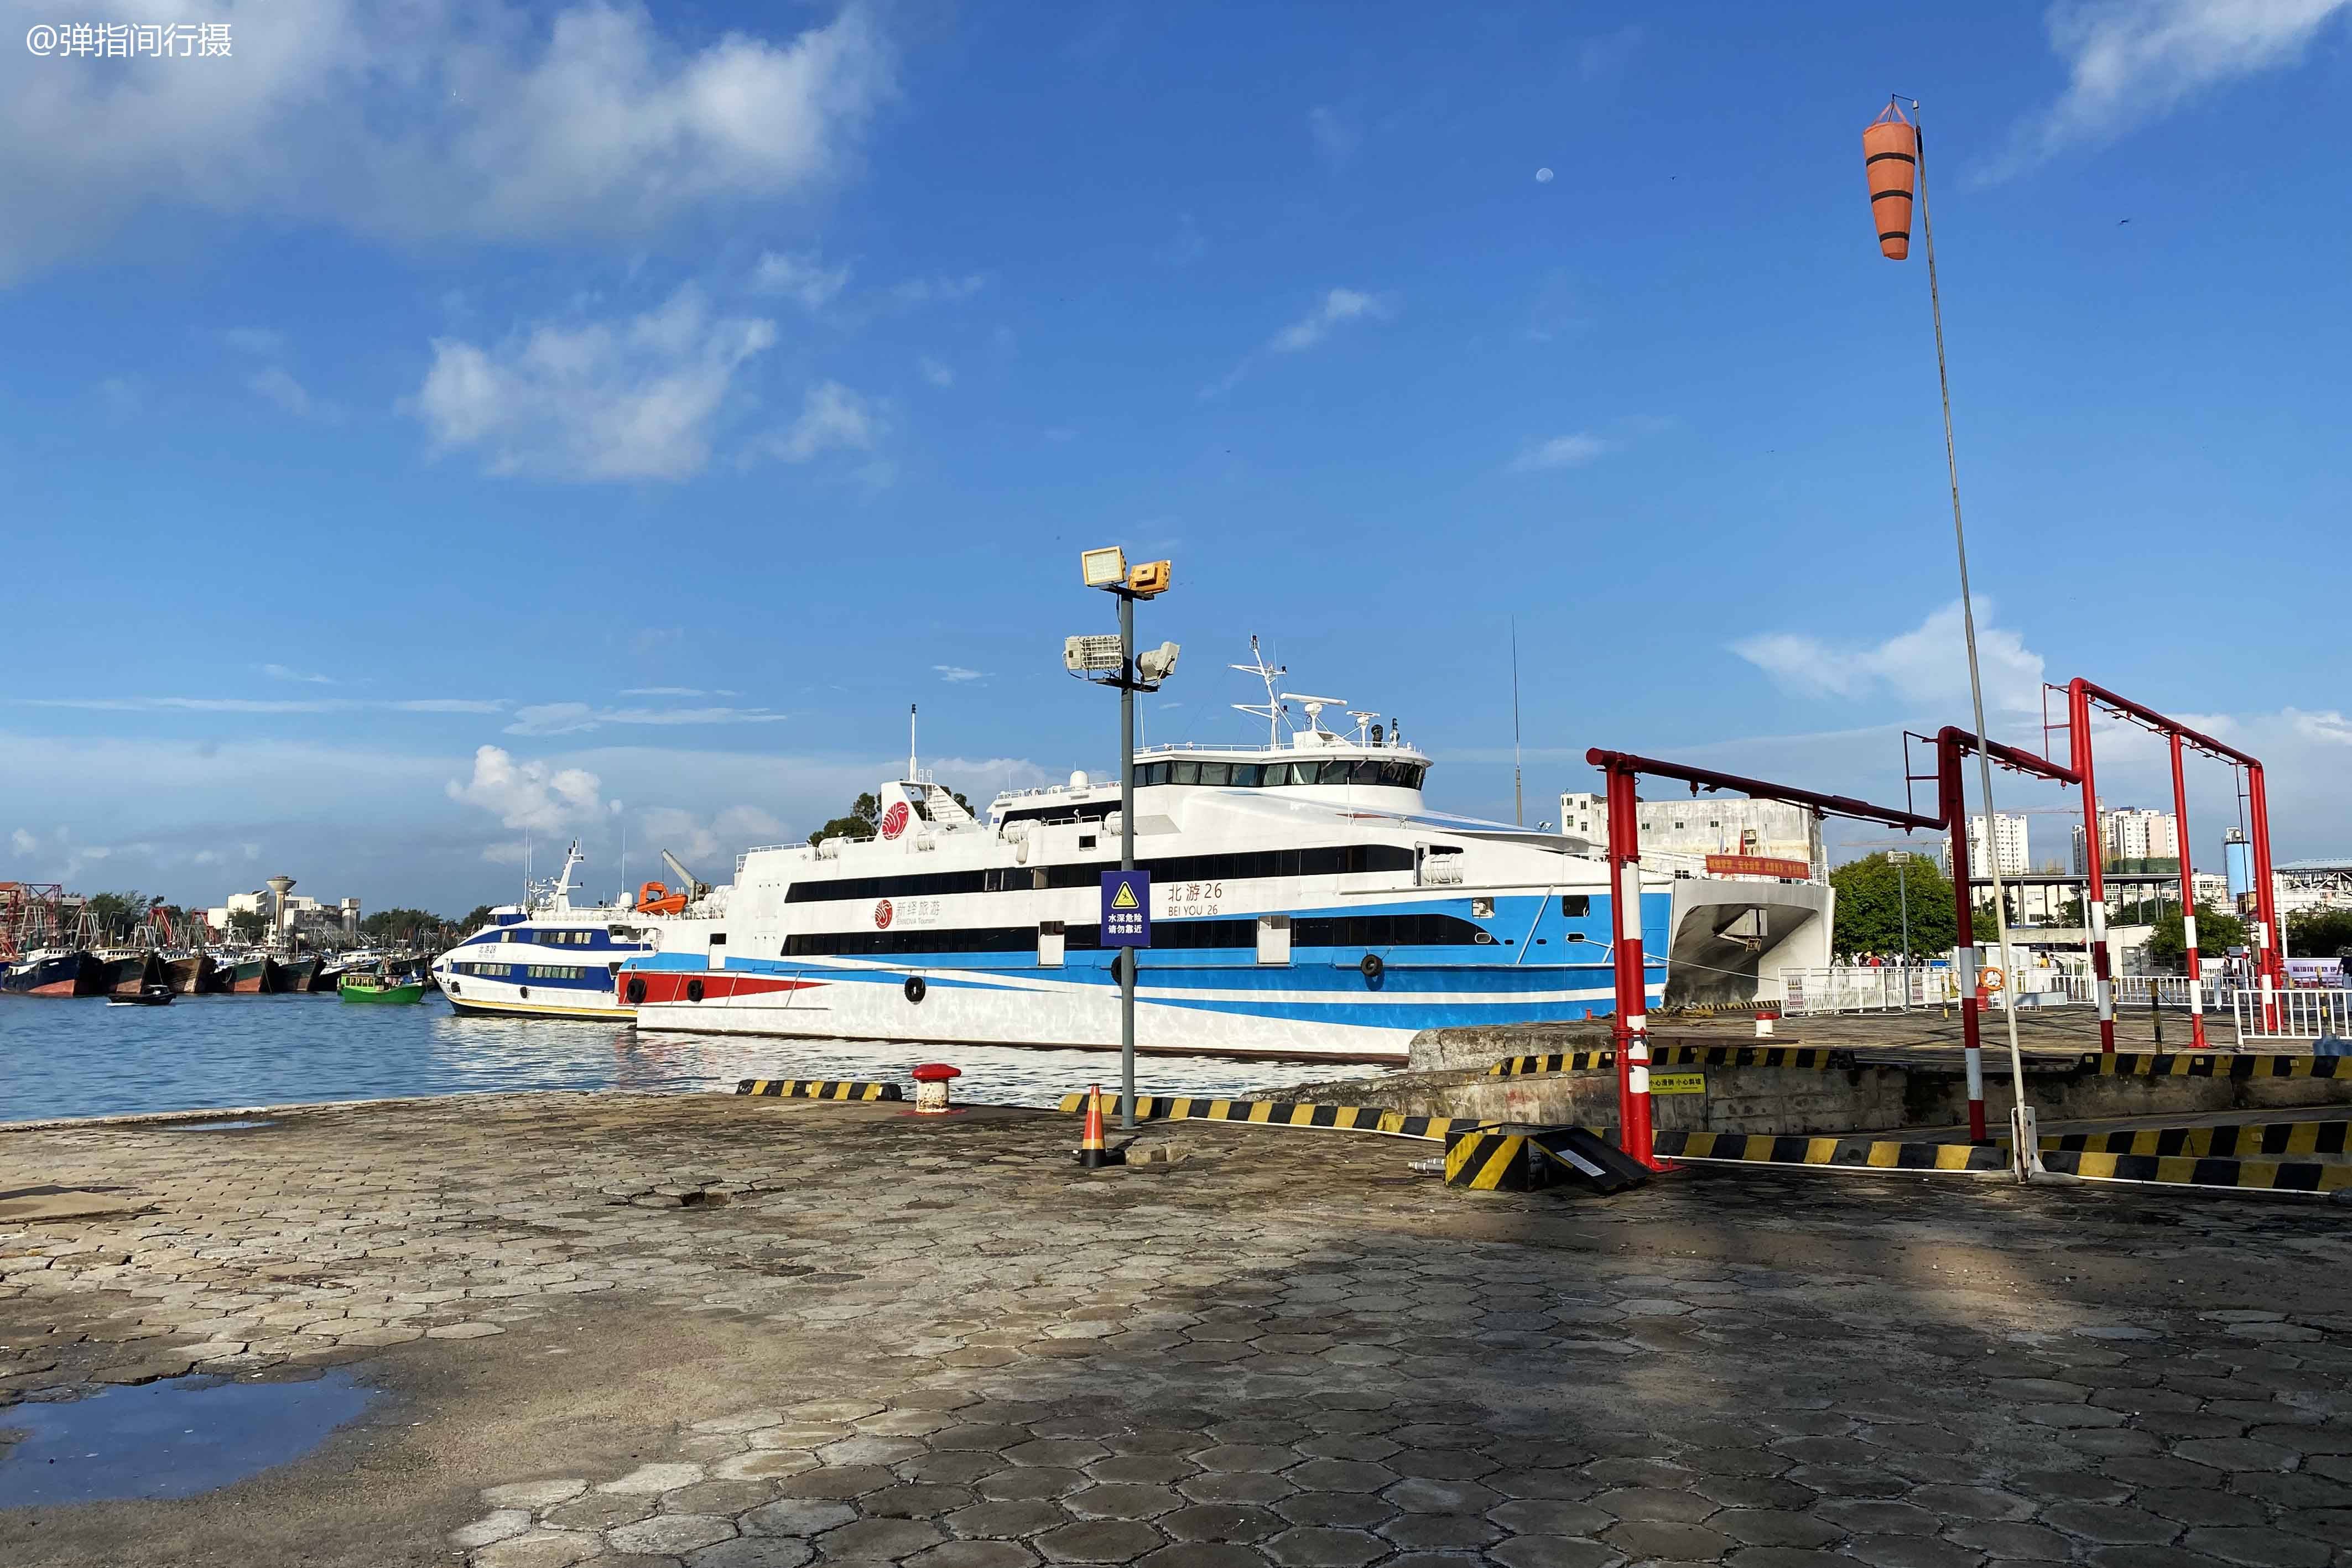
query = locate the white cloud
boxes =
[1204,288,1393,398]
[620,686,707,697]
[934,665,985,683]
[0,2,897,285]
[1731,600,2047,713]
[918,356,954,388]
[752,249,851,310]
[1270,288,1388,353]
[1988,0,2351,180]
[246,366,318,418]
[1307,106,1360,165]
[889,274,986,307]
[634,803,787,864]
[2291,709,2352,746]
[411,285,778,481]
[1510,432,1613,472]
[757,380,881,464]
[261,664,337,685]
[222,327,287,357]
[504,702,789,737]
[446,744,605,832]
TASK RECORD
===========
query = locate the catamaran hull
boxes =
[623,958,1649,1064]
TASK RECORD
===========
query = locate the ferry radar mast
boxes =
[1230,635,1288,746]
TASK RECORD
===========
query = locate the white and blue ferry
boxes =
[615,654,1830,1063]
[433,843,682,1021]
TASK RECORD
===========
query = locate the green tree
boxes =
[1830,853,1956,961]
[455,904,497,936]
[363,908,445,941]
[226,908,270,942]
[2144,902,2249,972]
[2287,909,2352,958]
[809,791,882,846]
[83,890,147,943]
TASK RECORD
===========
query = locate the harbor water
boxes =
[0,993,1357,1124]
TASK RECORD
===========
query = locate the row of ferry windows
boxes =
[482,929,602,946]
[784,843,1417,904]
[450,962,594,980]
[1136,758,1427,789]
[781,912,1500,958]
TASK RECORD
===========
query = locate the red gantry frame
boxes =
[2052,679,2285,1049]
[1906,728,2084,1142]
[1586,751,1940,1169]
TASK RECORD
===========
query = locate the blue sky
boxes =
[3,0,2348,913]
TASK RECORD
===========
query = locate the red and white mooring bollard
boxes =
[1755,1008,1778,1039]
[910,1062,962,1114]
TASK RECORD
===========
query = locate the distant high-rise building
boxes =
[2070,805,2180,873]
[1944,813,2030,879]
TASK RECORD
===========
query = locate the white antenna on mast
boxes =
[908,703,918,780]
[1230,634,1288,746]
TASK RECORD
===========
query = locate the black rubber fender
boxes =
[904,975,928,1004]
[625,976,647,1005]
[1359,952,1385,983]
[686,977,705,1003]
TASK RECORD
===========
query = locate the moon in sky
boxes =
[1535,168,1554,183]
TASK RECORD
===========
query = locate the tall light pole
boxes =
[1069,548,1178,1132]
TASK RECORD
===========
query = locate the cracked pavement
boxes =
[3,1091,2351,1567]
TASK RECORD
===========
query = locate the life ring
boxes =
[686,977,705,1003]
[1359,953,1384,982]
[904,975,927,1004]
[625,976,646,1005]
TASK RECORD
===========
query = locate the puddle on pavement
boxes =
[0,1369,378,1507]
[163,1118,278,1132]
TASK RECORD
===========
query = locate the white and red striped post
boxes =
[2168,732,2207,1050]
[1939,732,1989,1142]
[2249,764,2283,1032]
[1603,759,1659,1168]
[2069,680,2117,1053]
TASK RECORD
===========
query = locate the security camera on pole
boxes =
[1066,546,1178,1133]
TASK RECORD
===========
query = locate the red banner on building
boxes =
[1705,854,1810,880]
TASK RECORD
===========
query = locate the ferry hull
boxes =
[624,958,1646,1064]
[445,988,633,1022]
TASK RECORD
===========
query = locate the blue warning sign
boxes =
[1101,869,1151,948]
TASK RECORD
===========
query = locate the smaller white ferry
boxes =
[433,843,705,1021]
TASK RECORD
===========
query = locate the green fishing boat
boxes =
[339,971,425,1005]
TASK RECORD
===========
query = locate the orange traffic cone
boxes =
[1075,1083,1117,1168]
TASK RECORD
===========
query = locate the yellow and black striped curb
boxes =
[2031,1121,2352,1159]
[1657,1045,1844,1070]
[1485,1045,1845,1077]
[1487,1052,1610,1077]
[2041,1149,2352,1193]
[736,1079,904,1101]
[1054,1093,1466,1142]
[1653,1129,2008,1173]
[2086,1053,2351,1079]
[1440,1125,1633,1192]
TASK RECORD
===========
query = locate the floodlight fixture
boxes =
[1136,641,1180,685]
[1064,633,1122,674]
[1127,559,1173,597]
[1080,546,1128,588]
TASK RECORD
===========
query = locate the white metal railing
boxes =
[2233,988,2352,1043]
[1778,965,1960,1016]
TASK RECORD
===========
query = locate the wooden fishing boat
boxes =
[224,955,280,994]
[165,953,218,994]
[277,956,321,992]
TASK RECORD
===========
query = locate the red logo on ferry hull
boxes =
[875,899,894,929]
[881,802,910,840]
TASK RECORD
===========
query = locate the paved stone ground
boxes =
[4,1091,2351,1567]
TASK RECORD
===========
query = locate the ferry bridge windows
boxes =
[1131,759,1427,790]
[786,844,1414,905]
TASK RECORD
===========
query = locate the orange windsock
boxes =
[1863,101,1917,260]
